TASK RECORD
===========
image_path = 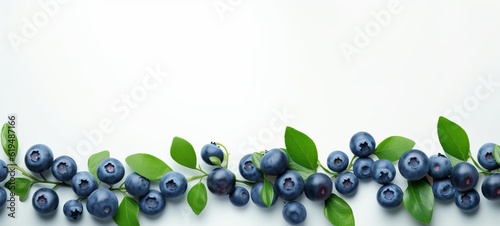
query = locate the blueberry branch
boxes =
[469,154,490,175]
[317,161,338,178]
[8,163,69,188]
[346,156,357,171]
[216,142,230,169]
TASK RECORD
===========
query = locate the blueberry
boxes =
[455,189,480,212]
[376,183,403,208]
[51,155,77,182]
[207,168,236,195]
[238,154,262,181]
[250,181,278,207]
[0,159,7,182]
[432,178,456,201]
[0,187,6,208]
[353,157,374,180]
[428,153,452,179]
[349,131,376,157]
[159,171,188,199]
[477,143,500,171]
[229,186,250,207]
[275,170,304,201]
[450,162,479,192]
[24,144,54,173]
[139,190,166,215]
[71,171,98,197]
[97,158,125,185]
[371,159,396,185]
[260,148,288,176]
[304,173,332,202]
[481,173,500,200]
[335,172,359,196]
[32,187,59,215]
[201,142,224,165]
[282,201,307,225]
[63,199,83,221]
[327,151,349,173]
[125,172,150,197]
[86,188,118,220]
[398,149,430,181]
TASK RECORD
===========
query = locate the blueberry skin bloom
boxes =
[32,187,59,215]
[327,151,349,173]
[125,172,150,197]
[304,173,332,202]
[450,162,479,192]
[0,187,6,208]
[398,149,430,181]
[477,143,500,171]
[432,178,456,201]
[349,131,376,157]
[371,159,396,185]
[63,199,84,221]
[353,157,374,180]
[260,148,288,176]
[481,173,500,200]
[275,170,304,201]
[97,158,125,185]
[201,142,224,165]
[335,172,359,196]
[51,155,77,182]
[71,171,98,197]
[24,144,54,173]
[238,154,263,181]
[282,201,307,225]
[229,186,250,207]
[455,189,480,212]
[86,188,119,220]
[159,171,188,199]
[376,183,403,208]
[0,159,8,182]
[139,190,166,216]
[251,181,278,207]
[207,168,236,195]
[428,153,452,179]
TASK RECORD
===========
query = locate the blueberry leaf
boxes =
[403,179,434,225]
[374,136,415,162]
[5,177,33,202]
[324,194,355,226]
[493,144,500,166]
[437,116,470,162]
[283,148,316,180]
[170,136,197,170]
[252,152,262,170]
[126,153,172,181]
[260,178,274,207]
[87,150,110,182]
[208,156,222,166]
[284,126,318,171]
[1,123,18,161]
[187,181,208,215]
[113,196,139,226]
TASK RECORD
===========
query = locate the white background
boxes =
[1,0,500,226]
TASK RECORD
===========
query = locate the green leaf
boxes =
[283,148,316,180]
[187,182,208,215]
[2,123,18,161]
[493,144,500,166]
[5,177,34,202]
[113,196,139,226]
[403,179,434,225]
[126,153,172,181]
[87,150,110,182]
[284,126,318,170]
[208,156,222,166]
[324,194,355,226]
[437,116,470,162]
[374,136,415,162]
[252,152,262,170]
[170,136,197,169]
[260,178,274,207]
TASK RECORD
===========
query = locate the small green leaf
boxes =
[2,123,18,161]
[187,182,208,215]
[437,116,470,162]
[283,148,315,180]
[374,136,415,162]
[5,177,34,202]
[284,126,318,170]
[87,150,110,182]
[252,152,262,170]
[170,136,197,169]
[493,145,500,166]
[208,156,222,166]
[260,178,274,207]
[403,179,434,225]
[126,153,172,181]
[324,194,355,226]
[113,196,139,226]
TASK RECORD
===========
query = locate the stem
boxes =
[39,173,47,181]
[187,174,207,182]
[469,154,490,175]
[346,156,357,171]
[318,161,338,178]
[8,164,41,182]
[216,142,230,169]
[236,179,254,187]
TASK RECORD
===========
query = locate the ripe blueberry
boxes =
[24,144,54,173]
[159,171,188,199]
[376,183,403,208]
[432,178,456,201]
[327,151,349,173]
[353,157,374,180]
[0,159,7,182]
[371,159,396,185]
[71,171,98,197]
[481,173,500,200]
[450,162,479,192]
[428,153,452,179]
[398,149,430,181]
[97,158,125,185]
[207,168,236,195]
[250,181,278,207]
[86,188,118,220]
[0,187,6,208]
[63,199,83,221]
[275,170,304,201]
[125,172,150,197]
[51,155,77,182]
[201,142,224,165]
[238,154,262,181]
[334,171,359,196]
[32,187,59,215]
[139,190,166,215]
[229,186,250,207]
[477,143,500,171]
[260,148,288,176]
[282,201,307,225]
[349,131,376,157]
[455,189,480,212]
[304,173,332,202]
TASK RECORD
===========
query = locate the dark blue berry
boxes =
[455,189,480,212]
[86,188,118,220]
[275,170,304,201]
[335,171,358,196]
[282,201,307,225]
[63,199,83,221]
[432,178,456,201]
[450,162,479,192]
[349,131,376,157]
[32,187,59,215]
[51,155,77,182]
[24,144,54,173]
[260,148,288,176]
[398,149,429,181]
[304,173,332,202]
[0,159,7,182]
[229,186,250,207]
[207,168,236,195]
[250,181,278,207]
[327,151,349,173]
[97,158,125,185]
[159,171,188,199]
[371,159,396,185]
[238,154,262,181]
[139,190,166,215]
[125,172,150,197]
[477,143,500,171]
[353,157,374,180]
[428,153,452,179]
[0,187,6,208]
[201,142,224,165]
[71,171,98,197]
[376,183,403,208]
[481,173,500,200]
